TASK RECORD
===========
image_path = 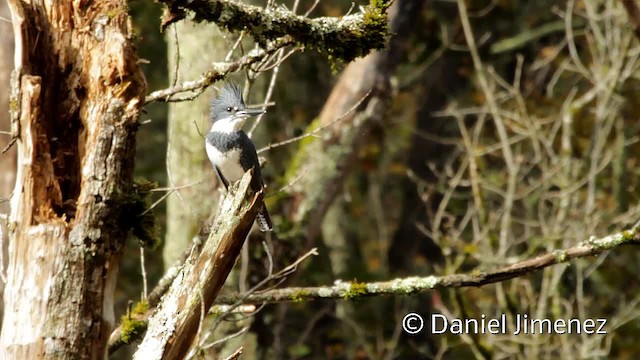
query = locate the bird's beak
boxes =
[237,108,265,118]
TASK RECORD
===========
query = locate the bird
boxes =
[205,82,273,232]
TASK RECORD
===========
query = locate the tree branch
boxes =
[215,224,640,304]
[145,37,295,103]
[132,171,264,360]
[157,0,390,63]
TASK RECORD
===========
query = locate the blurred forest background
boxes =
[3,0,640,359]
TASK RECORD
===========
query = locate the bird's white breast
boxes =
[205,141,245,183]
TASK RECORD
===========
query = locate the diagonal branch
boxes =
[157,0,390,63]
[132,171,264,360]
[215,224,640,304]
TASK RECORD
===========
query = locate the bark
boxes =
[1,0,146,358]
[134,172,264,360]
[0,0,16,327]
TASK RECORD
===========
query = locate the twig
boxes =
[140,246,148,300]
[141,179,204,216]
[257,89,373,154]
[303,0,321,17]
[221,347,243,360]
[248,49,283,137]
[457,0,517,256]
[200,326,249,351]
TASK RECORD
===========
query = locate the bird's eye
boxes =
[226,107,233,112]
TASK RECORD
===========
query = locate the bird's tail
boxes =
[257,206,273,232]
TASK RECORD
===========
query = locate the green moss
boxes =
[622,230,637,242]
[343,281,368,300]
[133,300,149,314]
[210,305,224,317]
[107,6,128,20]
[552,249,567,263]
[9,99,18,112]
[291,289,310,303]
[119,300,149,344]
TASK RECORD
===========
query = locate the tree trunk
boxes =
[1,0,146,358]
[284,0,420,247]
[163,20,222,266]
[0,0,16,328]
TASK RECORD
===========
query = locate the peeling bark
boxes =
[1,0,146,358]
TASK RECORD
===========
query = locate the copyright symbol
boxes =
[402,313,424,334]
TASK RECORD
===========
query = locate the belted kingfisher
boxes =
[205,82,273,232]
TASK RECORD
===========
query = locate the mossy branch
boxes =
[214,224,640,304]
[159,0,390,63]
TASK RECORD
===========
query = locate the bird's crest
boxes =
[211,82,246,122]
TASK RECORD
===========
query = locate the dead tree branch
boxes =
[132,172,264,360]
[215,224,640,304]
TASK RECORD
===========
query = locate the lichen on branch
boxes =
[159,0,390,63]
